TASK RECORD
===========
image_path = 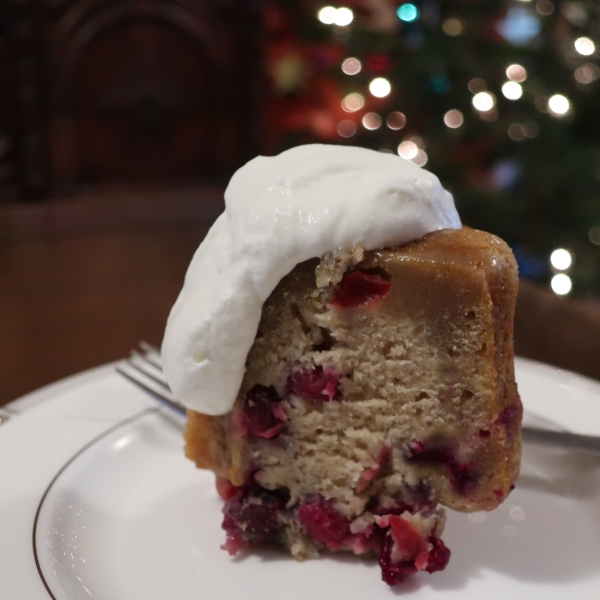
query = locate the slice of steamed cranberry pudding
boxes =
[183,226,521,586]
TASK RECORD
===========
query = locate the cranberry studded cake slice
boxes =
[184,227,521,586]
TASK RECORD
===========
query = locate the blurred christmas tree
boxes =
[264,0,600,299]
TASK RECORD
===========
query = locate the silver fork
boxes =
[117,341,185,417]
[117,343,600,455]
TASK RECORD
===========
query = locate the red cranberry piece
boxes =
[221,527,245,556]
[297,495,350,551]
[425,536,451,573]
[378,530,418,586]
[242,385,285,438]
[285,366,340,401]
[216,477,241,501]
[405,440,479,496]
[356,447,390,491]
[375,515,429,569]
[495,403,522,438]
[222,487,284,549]
[332,270,392,309]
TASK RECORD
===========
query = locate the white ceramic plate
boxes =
[1,358,600,599]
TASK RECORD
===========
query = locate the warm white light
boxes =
[337,120,357,137]
[444,109,464,128]
[369,77,391,98]
[506,64,527,82]
[397,141,419,160]
[575,63,600,84]
[334,7,354,26]
[362,112,382,130]
[341,92,364,112]
[548,94,570,116]
[550,248,572,270]
[318,6,337,24]
[472,91,496,112]
[468,78,487,93]
[508,123,525,141]
[551,273,572,295]
[412,150,428,167]
[502,81,523,100]
[341,57,361,75]
[386,111,406,130]
[574,37,595,56]
[536,0,554,16]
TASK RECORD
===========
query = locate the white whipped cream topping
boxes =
[161,144,461,415]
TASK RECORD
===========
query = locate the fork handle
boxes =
[523,426,600,454]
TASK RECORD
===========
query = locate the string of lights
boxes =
[264,0,600,298]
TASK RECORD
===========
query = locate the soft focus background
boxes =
[2,0,600,406]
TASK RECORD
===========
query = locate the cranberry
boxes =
[357,447,390,492]
[495,403,522,438]
[241,385,285,438]
[332,270,392,309]
[216,477,241,500]
[221,487,285,552]
[375,515,429,569]
[378,530,418,586]
[285,366,340,401]
[297,496,350,551]
[425,536,451,573]
[404,440,479,496]
[376,517,451,585]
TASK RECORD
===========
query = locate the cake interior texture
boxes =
[184,227,521,585]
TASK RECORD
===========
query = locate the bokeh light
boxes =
[318,6,336,24]
[442,18,463,36]
[502,81,523,100]
[444,109,464,128]
[318,6,354,26]
[341,57,362,75]
[341,93,364,112]
[551,273,572,295]
[369,77,391,98]
[536,0,554,16]
[386,111,406,130]
[472,91,496,111]
[412,150,428,167]
[337,120,357,137]
[574,37,595,56]
[506,64,527,82]
[575,63,600,84]
[589,226,600,245]
[508,123,526,141]
[468,78,487,93]
[397,140,419,159]
[397,4,419,22]
[550,248,572,270]
[548,94,570,116]
[334,7,354,27]
[362,112,382,130]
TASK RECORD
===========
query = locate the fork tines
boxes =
[117,342,186,417]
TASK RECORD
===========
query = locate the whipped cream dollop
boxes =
[161,144,461,415]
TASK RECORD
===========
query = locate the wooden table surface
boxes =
[2,191,600,406]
